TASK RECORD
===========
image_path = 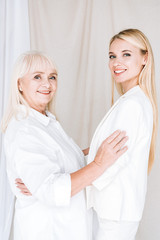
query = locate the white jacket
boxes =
[86,86,153,221]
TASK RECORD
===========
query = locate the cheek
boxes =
[52,82,57,91]
[133,59,144,73]
[24,81,37,90]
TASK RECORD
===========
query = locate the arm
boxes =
[92,100,144,191]
[71,130,128,196]
[16,130,128,198]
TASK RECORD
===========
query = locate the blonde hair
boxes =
[110,29,158,172]
[1,51,58,133]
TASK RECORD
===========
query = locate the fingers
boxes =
[15,179,32,196]
[16,182,28,190]
[116,146,128,158]
[114,136,128,152]
[15,178,23,184]
[105,130,121,144]
[20,190,32,196]
[110,131,127,148]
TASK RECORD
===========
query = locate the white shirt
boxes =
[4,107,92,240]
[86,86,153,221]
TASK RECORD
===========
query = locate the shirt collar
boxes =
[30,108,50,126]
[17,105,56,126]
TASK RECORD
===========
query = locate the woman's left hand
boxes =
[15,178,32,196]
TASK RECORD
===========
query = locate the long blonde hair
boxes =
[110,29,158,172]
[1,51,58,133]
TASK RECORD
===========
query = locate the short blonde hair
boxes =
[110,29,158,172]
[1,51,58,132]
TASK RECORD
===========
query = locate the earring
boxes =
[19,87,23,92]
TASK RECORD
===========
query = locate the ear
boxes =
[18,79,23,92]
[142,52,148,65]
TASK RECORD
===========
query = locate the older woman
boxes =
[1,51,128,240]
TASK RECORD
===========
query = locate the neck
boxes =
[121,81,139,94]
[30,105,47,115]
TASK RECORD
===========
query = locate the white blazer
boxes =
[86,86,153,221]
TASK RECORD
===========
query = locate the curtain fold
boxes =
[0,1,30,239]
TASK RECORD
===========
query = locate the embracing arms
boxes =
[16,130,128,198]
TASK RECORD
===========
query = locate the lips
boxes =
[37,90,51,95]
[114,69,126,75]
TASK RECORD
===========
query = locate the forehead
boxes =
[30,67,57,74]
[109,39,139,53]
[30,58,55,70]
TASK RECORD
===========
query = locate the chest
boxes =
[40,120,85,172]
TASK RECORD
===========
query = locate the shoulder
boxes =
[119,87,152,115]
[5,116,28,135]
[5,114,38,143]
[116,98,143,118]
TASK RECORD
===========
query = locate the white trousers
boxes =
[94,215,139,240]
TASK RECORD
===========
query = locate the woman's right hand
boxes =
[93,130,128,171]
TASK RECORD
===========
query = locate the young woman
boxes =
[1,51,128,240]
[86,29,158,240]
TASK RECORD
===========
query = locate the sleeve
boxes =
[12,129,71,206]
[92,99,144,191]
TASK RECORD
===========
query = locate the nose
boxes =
[41,78,51,88]
[112,57,122,66]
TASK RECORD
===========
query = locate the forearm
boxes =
[71,130,128,196]
[70,150,108,196]
[70,162,102,196]
[16,130,128,200]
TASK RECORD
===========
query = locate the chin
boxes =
[114,78,126,83]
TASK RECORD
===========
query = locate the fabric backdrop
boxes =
[0,0,160,239]
[0,0,30,239]
[28,1,160,239]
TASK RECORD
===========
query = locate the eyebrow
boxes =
[33,71,58,75]
[122,50,132,53]
[109,50,132,55]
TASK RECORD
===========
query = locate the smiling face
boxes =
[18,67,57,114]
[109,38,147,92]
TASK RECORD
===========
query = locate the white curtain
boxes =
[29,0,115,148]
[28,0,160,239]
[0,0,30,239]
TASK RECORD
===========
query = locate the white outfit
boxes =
[87,86,153,239]
[96,218,139,240]
[4,107,92,240]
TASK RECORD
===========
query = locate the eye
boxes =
[34,75,41,79]
[109,55,116,59]
[49,75,57,80]
[123,53,131,57]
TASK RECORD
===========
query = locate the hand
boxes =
[82,147,90,156]
[94,130,128,170]
[15,178,32,196]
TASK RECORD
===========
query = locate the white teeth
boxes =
[114,70,126,73]
[38,91,50,93]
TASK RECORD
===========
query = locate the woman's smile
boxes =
[109,38,147,92]
[114,68,127,75]
[18,67,57,114]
